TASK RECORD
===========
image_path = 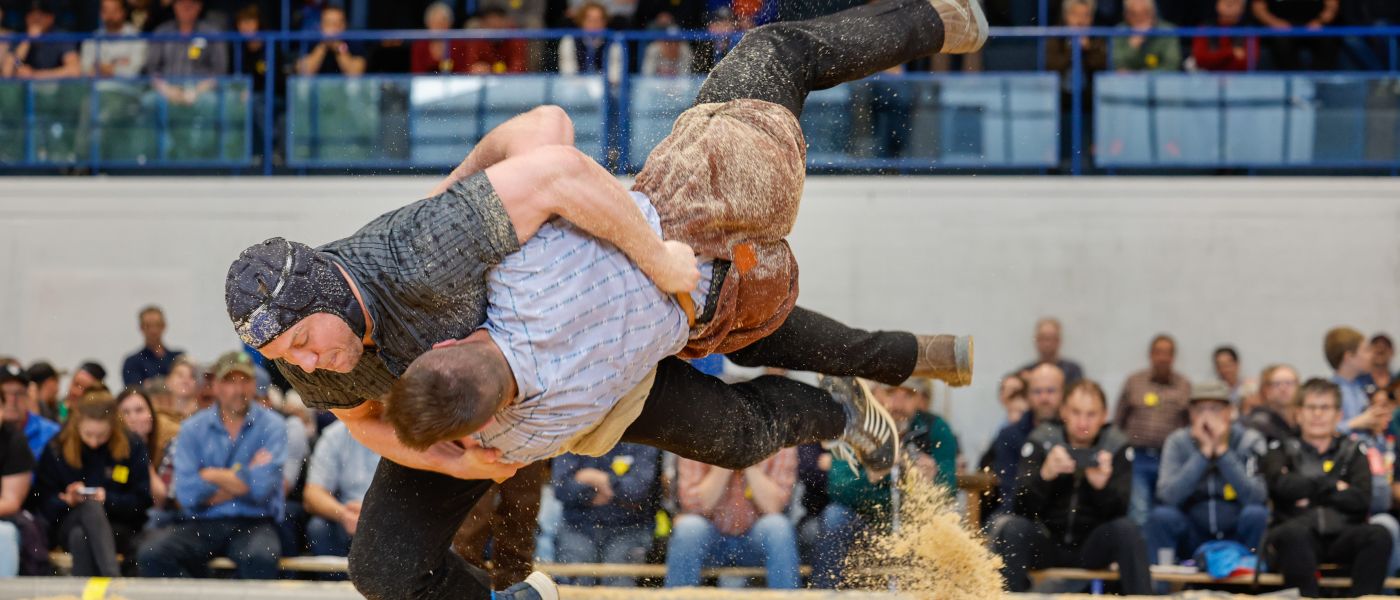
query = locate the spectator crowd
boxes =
[1,303,1399,598]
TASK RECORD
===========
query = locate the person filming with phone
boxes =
[33,389,153,576]
[992,379,1153,594]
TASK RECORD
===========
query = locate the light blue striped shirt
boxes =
[473,192,710,463]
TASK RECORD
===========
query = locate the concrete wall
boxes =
[2,176,1397,456]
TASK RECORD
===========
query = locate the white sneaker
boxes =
[931,0,989,54]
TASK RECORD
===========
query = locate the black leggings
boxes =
[695,0,945,117]
[59,501,122,577]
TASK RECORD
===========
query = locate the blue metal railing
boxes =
[1,25,1399,175]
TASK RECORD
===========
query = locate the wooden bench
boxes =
[48,553,808,580]
[1029,565,1400,591]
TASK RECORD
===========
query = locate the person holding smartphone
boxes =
[33,389,152,577]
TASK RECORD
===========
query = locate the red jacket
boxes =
[1192,34,1257,72]
[410,39,470,74]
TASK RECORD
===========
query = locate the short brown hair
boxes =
[1065,379,1108,410]
[1324,327,1364,370]
[385,344,513,451]
[1299,377,1341,410]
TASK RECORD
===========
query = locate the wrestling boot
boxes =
[821,375,900,482]
[930,0,989,54]
[911,334,974,387]
[498,571,559,600]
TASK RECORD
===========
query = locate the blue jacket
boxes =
[551,444,659,529]
[1156,424,1268,538]
[173,404,286,521]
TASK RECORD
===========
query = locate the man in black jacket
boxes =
[1263,378,1392,597]
[992,380,1153,594]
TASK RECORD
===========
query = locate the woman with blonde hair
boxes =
[33,390,151,576]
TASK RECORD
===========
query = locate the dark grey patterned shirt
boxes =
[276,173,520,410]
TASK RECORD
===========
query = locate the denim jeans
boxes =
[556,522,653,586]
[136,518,281,579]
[1128,449,1161,526]
[1144,504,1269,564]
[664,514,800,589]
[306,517,352,557]
[811,503,864,589]
[0,520,17,577]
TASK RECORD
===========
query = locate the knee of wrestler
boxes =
[349,530,402,600]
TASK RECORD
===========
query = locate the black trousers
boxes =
[993,515,1154,595]
[1267,518,1393,597]
[695,0,945,118]
[349,0,939,594]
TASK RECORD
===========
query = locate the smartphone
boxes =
[1067,447,1100,469]
[78,486,99,497]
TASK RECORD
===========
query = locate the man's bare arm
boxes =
[332,401,521,481]
[428,105,576,197]
[487,145,700,294]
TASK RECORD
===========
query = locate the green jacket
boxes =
[828,411,959,524]
[1111,22,1183,71]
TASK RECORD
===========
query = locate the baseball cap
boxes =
[212,351,257,380]
[1189,380,1232,404]
[0,364,29,386]
[26,361,59,384]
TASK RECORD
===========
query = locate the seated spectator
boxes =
[1212,346,1247,404]
[145,0,228,106]
[1363,334,1394,390]
[568,0,640,28]
[993,380,1152,594]
[122,306,184,389]
[1111,0,1182,72]
[794,442,831,570]
[1244,364,1300,443]
[303,420,378,557]
[1002,377,1030,425]
[411,2,467,74]
[986,363,1065,519]
[1263,378,1392,596]
[559,2,622,81]
[479,0,547,29]
[2,1,80,79]
[1146,381,1268,566]
[1017,318,1086,389]
[813,378,958,588]
[157,356,200,421]
[0,416,33,578]
[551,444,660,586]
[59,362,108,424]
[461,8,527,75]
[1116,334,1191,525]
[26,363,61,424]
[0,365,59,462]
[641,20,693,77]
[1251,0,1338,70]
[665,449,799,589]
[115,387,178,511]
[33,389,152,576]
[136,351,286,579]
[1354,387,1400,576]
[296,6,366,76]
[80,0,146,77]
[1327,326,1376,430]
[1191,0,1256,71]
[693,7,740,74]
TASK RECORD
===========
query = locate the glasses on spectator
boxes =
[1299,402,1338,413]
[1266,379,1299,388]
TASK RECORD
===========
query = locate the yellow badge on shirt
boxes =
[744,486,753,500]
[1147,54,1160,69]
[188,45,202,61]
[112,465,129,484]
[611,456,632,477]
[1223,484,1236,501]
[511,0,522,8]
[1144,392,1160,407]
[1324,460,1336,473]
